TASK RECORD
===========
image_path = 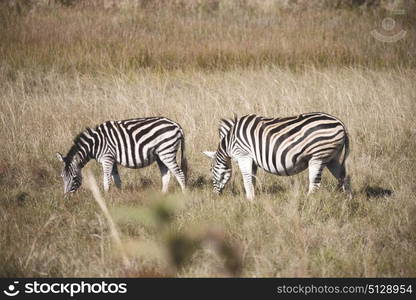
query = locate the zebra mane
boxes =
[218,115,237,139]
[65,128,92,163]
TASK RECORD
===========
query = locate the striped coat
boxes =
[57,117,187,194]
[204,113,350,200]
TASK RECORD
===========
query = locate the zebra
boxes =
[203,112,351,200]
[56,117,187,194]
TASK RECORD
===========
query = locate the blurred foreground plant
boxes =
[86,171,242,277]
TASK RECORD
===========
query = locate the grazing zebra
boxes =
[203,112,351,200]
[56,117,187,194]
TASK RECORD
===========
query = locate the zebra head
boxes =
[56,152,83,194]
[203,116,236,194]
[203,150,232,194]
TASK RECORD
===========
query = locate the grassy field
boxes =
[0,1,416,277]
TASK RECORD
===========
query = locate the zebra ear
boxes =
[56,152,65,163]
[202,151,216,159]
[232,112,238,122]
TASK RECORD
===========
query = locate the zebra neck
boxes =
[219,135,232,158]
[216,141,231,165]
[66,144,91,169]
[76,153,90,169]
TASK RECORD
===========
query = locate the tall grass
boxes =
[1,1,415,75]
[0,1,415,277]
[1,66,415,276]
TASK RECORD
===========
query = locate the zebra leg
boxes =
[111,164,122,189]
[327,159,352,197]
[158,153,186,192]
[307,158,326,194]
[237,156,255,200]
[156,158,171,193]
[252,162,258,190]
[101,160,114,192]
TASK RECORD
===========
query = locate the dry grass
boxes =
[0,1,415,277]
[1,1,415,73]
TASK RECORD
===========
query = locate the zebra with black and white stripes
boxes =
[203,112,351,200]
[56,117,187,194]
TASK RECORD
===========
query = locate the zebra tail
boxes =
[341,131,350,168]
[180,134,188,183]
[341,130,352,197]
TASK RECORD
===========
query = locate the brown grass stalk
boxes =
[85,170,131,269]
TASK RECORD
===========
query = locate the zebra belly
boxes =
[119,159,155,169]
[254,156,309,177]
[281,157,309,176]
[117,148,156,169]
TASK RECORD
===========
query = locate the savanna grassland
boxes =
[0,0,416,277]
